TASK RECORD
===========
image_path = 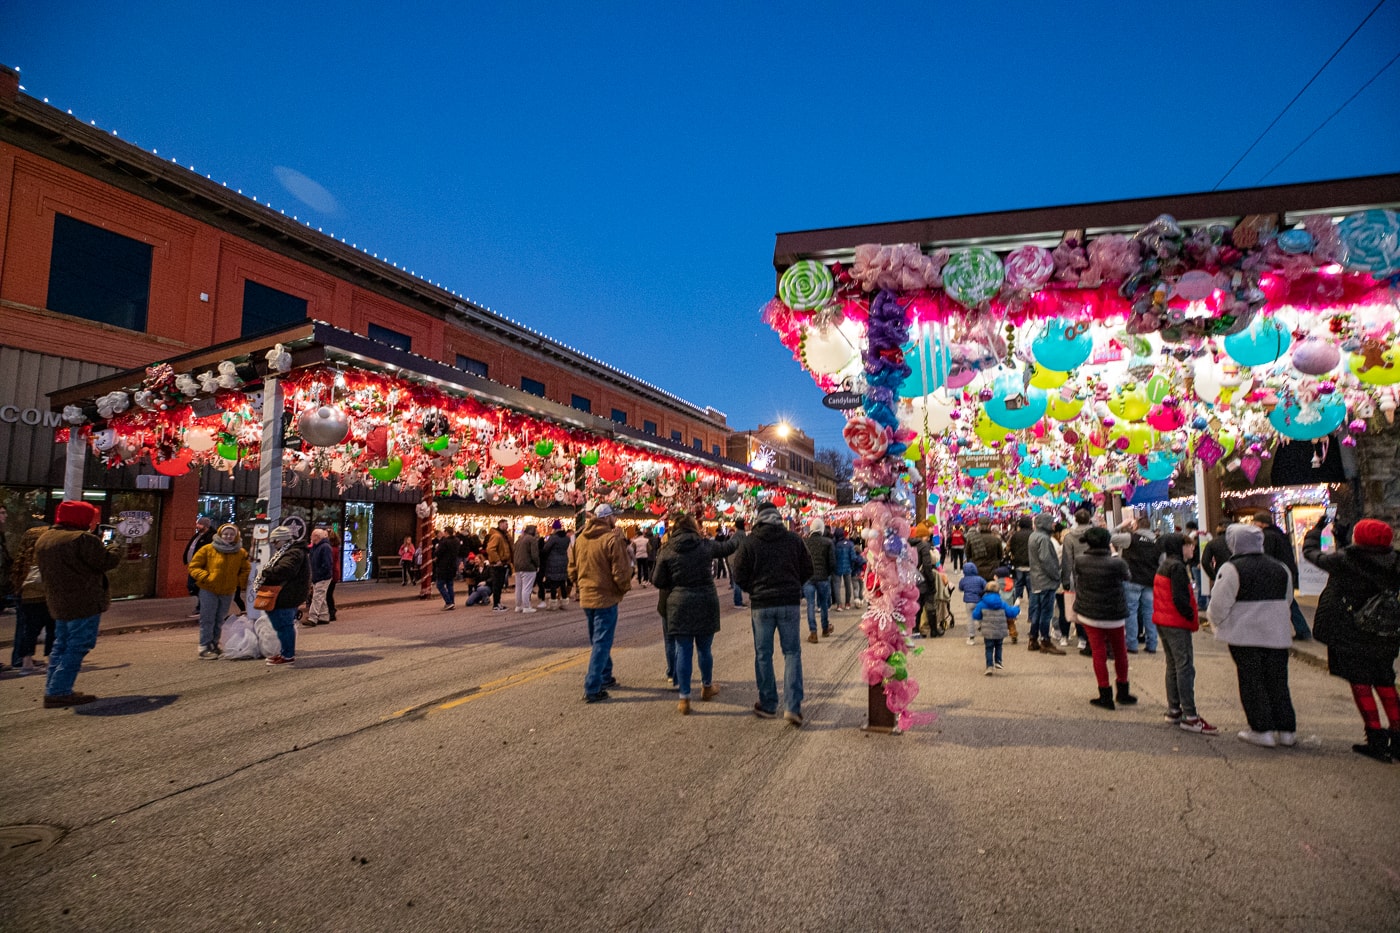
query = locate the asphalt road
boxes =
[2,585,1398,932]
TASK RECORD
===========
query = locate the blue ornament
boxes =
[1268,395,1347,441]
[1276,228,1315,255]
[1223,317,1292,367]
[1028,483,1048,497]
[1031,321,1093,372]
[1038,465,1070,486]
[1140,452,1180,482]
[983,373,1048,430]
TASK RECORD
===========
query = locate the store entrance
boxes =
[344,501,374,581]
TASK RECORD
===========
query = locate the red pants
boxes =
[1085,626,1129,688]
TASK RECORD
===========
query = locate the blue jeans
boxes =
[834,573,853,606]
[984,638,1004,667]
[752,605,803,716]
[1289,599,1311,639]
[584,605,619,697]
[197,589,233,649]
[732,581,745,607]
[1028,589,1056,642]
[1123,581,1157,651]
[266,607,298,658]
[436,577,455,607]
[1011,569,1031,605]
[674,633,714,699]
[44,615,100,697]
[802,580,831,632]
[662,618,677,681]
[12,601,54,666]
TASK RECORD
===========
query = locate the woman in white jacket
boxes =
[1209,523,1297,748]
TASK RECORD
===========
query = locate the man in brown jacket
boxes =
[484,519,514,612]
[568,503,632,702]
[35,500,122,707]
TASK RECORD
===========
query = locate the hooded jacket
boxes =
[731,519,813,609]
[567,520,632,609]
[972,590,1020,640]
[833,536,855,576]
[1112,528,1161,586]
[1072,546,1130,623]
[1303,519,1400,650]
[513,530,541,573]
[1008,524,1033,568]
[1028,514,1061,592]
[309,537,335,583]
[1059,520,1094,591]
[540,530,571,581]
[653,531,729,637]
[432,534,460,582]
[1200,532,1232,582]
[259,541,311,610]
[1152,533,1198,631]
[804,532,835,581]
[11,525,49,604]
[957,562,987,605]
[1209,524,1293,649]
[35,525,122,619]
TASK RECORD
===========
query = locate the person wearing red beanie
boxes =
[1304,515,1400,762]
[34,501,122,708]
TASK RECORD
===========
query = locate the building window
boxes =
[47,213,153,332]
[712,444,721,457]
[643,420,657,435]
[456,355,488,378]
[367,323,412,352]
[521,377,546,397]
[242,280,308,338]
[610,408,627,425]
[693,438,704,450]
[571,394,592,414]
[670,430,683,443]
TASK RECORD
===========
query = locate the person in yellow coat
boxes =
[188,523,251,659]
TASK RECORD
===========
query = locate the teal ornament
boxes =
[1140,452,1180,482]
[899,336,951,398]
[965,468,990,478]
[1337,209,1400,276]
[1223,316,1292,367]
[1038,465,1069,486]
[1028,484,1047,497]
[983,373,1048,431]
[1269,395,1347,441]
[1276,228,1315,255]
[1031,322,1093,372]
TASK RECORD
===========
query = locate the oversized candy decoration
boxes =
[1289,338,1341,376]
[1031,321,1093,372]
[579,449,600,466]
[367,457,403,482]
[1144,374,1172,404]
[534,439,555,457]
[1173,270,1217,301]
[297,405,351,447]
[1269,394,1347,440]
[941,248,1005,307]
[983,374,1047,430]
[1276,228,1315,254]
[489,439,522,466]
[1337,209,1400,276]
[1223,317,1292,367]
[844,416,891,461]
[1002,245,1055,292]
[778,260,835,311]
[899,336,950,398]
[1349,345,1400,385]
[802,323,860,376]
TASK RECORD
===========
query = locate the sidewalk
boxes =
[0,579,428,648]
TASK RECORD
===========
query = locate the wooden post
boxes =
[862,682,898,733]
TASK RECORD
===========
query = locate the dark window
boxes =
[47,213,153,331]
[521,377,546,397]
[456,355,488,378]
[367,323,411,352]
[242,280,308,338]
[610,408,627,425]
[670,430,682,443]
[643,420,657,435]
[570,394,591,414]
[712,444,721,457]
[693,438,703,450]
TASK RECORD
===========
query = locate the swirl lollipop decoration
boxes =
[778,260,835,311]
[941,248,1005,307]
[1002,245,1055,293]
[1337,209,1400,276]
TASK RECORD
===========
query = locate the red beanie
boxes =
[1352,519,1395,549]
[55,500,99,529]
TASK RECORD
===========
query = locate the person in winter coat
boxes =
[653,512,738,714]
[1199,521,1232,621]
[1027,513,1064,654]
[727,518,748,608]
[257,525,310,664]
[1074,527,1137,710]
[1112,517,1161,654]
[1303,516,1400,762]
[958,562,988,644]
[731,501,814,726]
[431,532,461,610]
[305,528,335,625]
[570,504,633,702]
[1153,533,1217,735]
[9,524,54,674]
[512,525,541,613]
[1007,516,1034,605]
[539,520,572,610]
[398,536,418,586]
[1209,523,1297,748]
[833,528,856,611]
[1059,509,1095,652]
[1253,512,1312,640]
[972,577,1020,674]
[188,523,251,658]
[483,520,514,612]
[909,524,939,638]
[183,515,216,615]
[35,501,123,706]
[802,519,836,642]
[948,525,966,569]
[964,520,1006,584]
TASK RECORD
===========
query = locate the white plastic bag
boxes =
[221,615,260,660]
[255,615,282,659]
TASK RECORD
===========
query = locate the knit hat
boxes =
[756,501,779,516]
[1353,518,1395,549]
[592,503,615,519]
[911,523,931,539]
[552,519,563,531]
[55,500,99,529]
[269,525,298,544]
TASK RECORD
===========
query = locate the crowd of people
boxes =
[3,497,1396,762]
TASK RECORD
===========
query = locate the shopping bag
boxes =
[255,615,282,659]
[220,615,260,660]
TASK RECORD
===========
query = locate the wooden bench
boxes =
[376,555,403,580]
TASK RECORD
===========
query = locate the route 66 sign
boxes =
[115,510,153,539]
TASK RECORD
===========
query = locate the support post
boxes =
[63,429,86,501]
[258,375,285,528]
[862,682,898,733]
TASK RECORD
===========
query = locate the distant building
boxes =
[727,424,836,499]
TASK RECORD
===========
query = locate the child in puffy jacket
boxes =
[992,564,1019,643]
[973,578,1021,675]
[958,562,987,644]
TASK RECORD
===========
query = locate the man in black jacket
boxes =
[1112,517,1161,653]
[731,502,814,727]
[802,519,836,642]
[1253,513,1311,640]
[1007,516,1034,605]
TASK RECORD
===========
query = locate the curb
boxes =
[1290,645,1329,672]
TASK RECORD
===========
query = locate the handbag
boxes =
[253,584,283,611]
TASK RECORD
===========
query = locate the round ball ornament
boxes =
[1108,388,1151,423]
[973,409,1008,446]
[489,439,523,467]
[983,374,1048,431]
[1029,364,1069,390]
[942,248,1005,307]
[1173,270,1217,301]
[1223,317,1292,367]
[1047,395,1084,422]
[1290,338,1341,376]
[184,426,217,453]
[1269,395,1347,440]
[1031,322,1093,372]
[899,338,950,398]
[1109,423,1156,455]
[1276,228,1315,254]
[297,406,351,447]
[801,324,859,376]
[778,260,835,311]
[367,457,403,482]
[1140,451,1180,482]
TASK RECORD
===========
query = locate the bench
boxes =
[376,556,403,580]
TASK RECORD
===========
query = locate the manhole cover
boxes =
[0,824,65,864]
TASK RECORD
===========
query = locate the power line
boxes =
[1211,0,1388,190]
[1258,49,1400,183]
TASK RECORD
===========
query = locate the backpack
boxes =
[1353,582,1400,641]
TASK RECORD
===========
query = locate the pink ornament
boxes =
[1003,245,1055,292]
[1290,338,1341,376]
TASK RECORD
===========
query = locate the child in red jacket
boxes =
[1154,533,1218,735]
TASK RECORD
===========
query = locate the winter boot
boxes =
[1040,638,1065,655]
[1352,727,1393,763]
[1115,682,1138,705]
[1089,687,1115,710]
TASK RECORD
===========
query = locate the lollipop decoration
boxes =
[1337,209,1400,276]
[778,260,835,311]
[941,248,1005,307]
[1002,245,1055,293]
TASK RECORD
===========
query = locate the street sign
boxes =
[957,451,1001,470]
[822,390,863,410]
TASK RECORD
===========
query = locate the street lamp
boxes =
[776,421,791,439]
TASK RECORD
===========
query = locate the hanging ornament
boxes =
[297,406,351,447]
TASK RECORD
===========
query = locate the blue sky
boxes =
[4,0,1399,453]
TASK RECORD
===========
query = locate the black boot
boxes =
[1391,730,1400,761]
[1089,686,1115,710]
[1115,682,1138,705]
[1353,727,1393,763]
